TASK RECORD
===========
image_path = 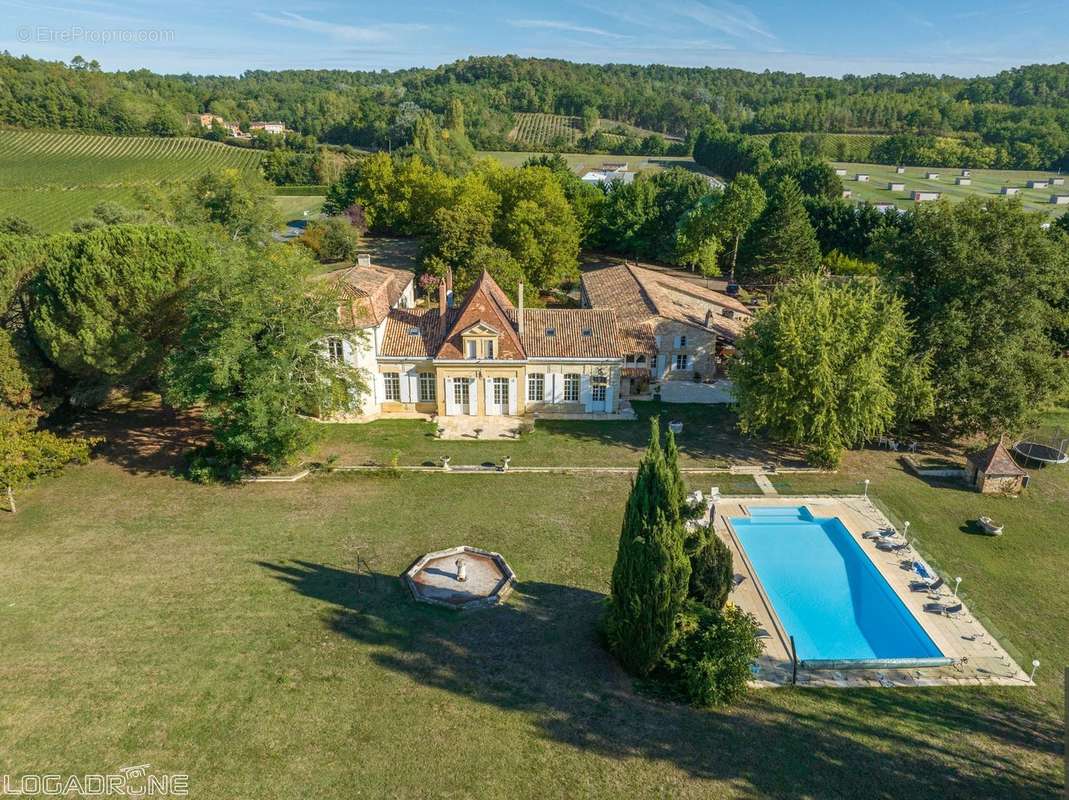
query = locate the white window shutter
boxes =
[399,368,411,403]
[444,377,456,415]
[656,354,667,377]
[580,374,593,412]
[508,377,518,414]
[484,378,494,414]
[524,374,531,404]
[469,380,478,415]
[374,371,386,404]
[605,382,615,413]
[408,371,419,403]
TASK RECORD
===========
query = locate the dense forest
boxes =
[3,53,1069,167]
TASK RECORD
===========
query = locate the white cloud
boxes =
[508,19,631,39]
[253,11,428,43]
[668,0,776,42]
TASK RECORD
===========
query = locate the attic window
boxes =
[722,308,735,319]
[408,327,420,336]
[581,327,593,337]
[545,327,557,337]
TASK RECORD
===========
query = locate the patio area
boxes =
[709,495,1030,689]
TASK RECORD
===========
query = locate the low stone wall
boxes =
[900,455,966,479]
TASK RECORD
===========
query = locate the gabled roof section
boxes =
[520,308,620,358]
[381,307,451,358]
[318,263,414,328]
[435,271,526,360]
[967,438,1027,477]
[581,263,752,342]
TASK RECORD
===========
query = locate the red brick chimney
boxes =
[517,283,525,335]
[438,279,448,317]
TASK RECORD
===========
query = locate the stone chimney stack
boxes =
[438,279,448,318]
[517,283,525,335]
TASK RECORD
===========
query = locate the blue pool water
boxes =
[731,506,943,662]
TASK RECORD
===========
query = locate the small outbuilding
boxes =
[1049,195,1069,205]
[834,168,847,176]
[961,169,971,177]
[1027,180,1049,189]
[956,177,971,185]
[896,166,906,174]
[873,202,896,213]
[926,172,940,180]
[888,181,905,191]
[912,190,940,202]
[965,438,1028,495]
[1051,177,1065,186]
[1001,187,1020,195]
[855,173,870,182]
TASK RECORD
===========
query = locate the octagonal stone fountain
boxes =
[403,546,516,610]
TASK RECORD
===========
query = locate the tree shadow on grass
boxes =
[259,559,1062,799]
[538,402,809,468]
[65,400,208,476]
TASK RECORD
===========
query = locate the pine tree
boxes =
[605,418,692,676]
[738,176,820,282]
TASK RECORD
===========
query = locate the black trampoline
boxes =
[1012,441,1069,468]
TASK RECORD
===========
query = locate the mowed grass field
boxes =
[0,129,262,232]
[835,161,1069,217]
[479,150,717,178]
[0,401,1064,798]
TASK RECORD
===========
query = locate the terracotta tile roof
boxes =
[581,263,752,346]
[435,271,526,360]
[380,307,452,358]
[318,263,414,328]
[967,438,1027,476]
[519,308,620,358]
[380,272,621,361]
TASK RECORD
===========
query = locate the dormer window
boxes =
[467,340,478,359]
[545,327,557,337]
[485,340,494,360]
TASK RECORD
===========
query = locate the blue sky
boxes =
[1,0,1065,76]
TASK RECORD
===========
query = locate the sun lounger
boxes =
[924,601,963,616]
[977,516,1003,536]
[863,527,896,540]
[910,576,943,593]
[876,540,909,552]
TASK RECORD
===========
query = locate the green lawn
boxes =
[0,407,1065,798]
[834,161,1069,217]
[478,150,715,178]
[274,195,325,226]
[312,402,800,468]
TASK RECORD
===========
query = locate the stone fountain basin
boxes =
[403,546,516,610]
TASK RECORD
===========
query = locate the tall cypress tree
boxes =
[605,418,692,676]
[738,176,821,282]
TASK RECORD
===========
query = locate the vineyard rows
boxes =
[0,130,262,231]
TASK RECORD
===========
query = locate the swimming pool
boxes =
[731,506,944,665]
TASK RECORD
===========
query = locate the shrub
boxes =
[656,601,762,707]
[686,527,734,610]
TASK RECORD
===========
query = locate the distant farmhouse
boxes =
[912,190,940,202]
[580,163,636,187]
[250,121,289,135]
[888,181,905,191]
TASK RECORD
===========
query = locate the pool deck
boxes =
[710,495,1031,689]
